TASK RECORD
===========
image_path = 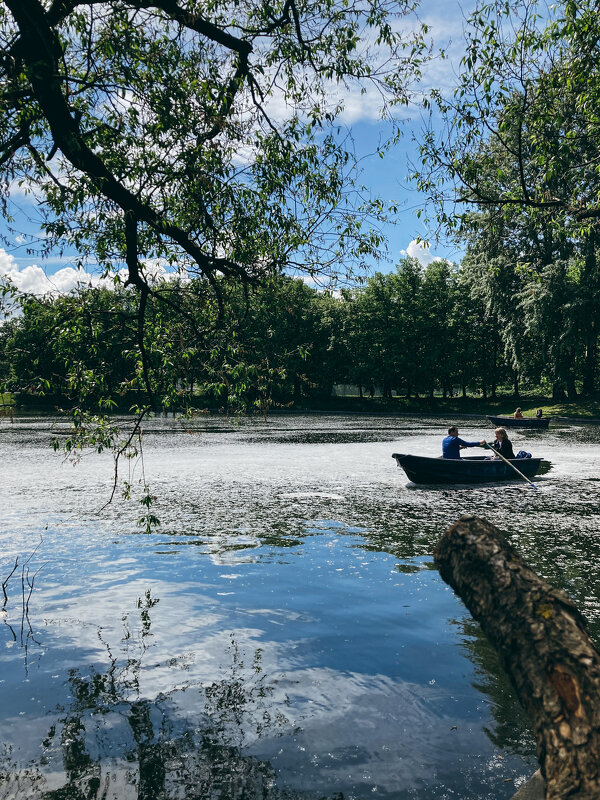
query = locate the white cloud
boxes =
[0,248,186,303]
[400,239,444,266]
[0,252,103,296]
[0,249,19,275]
[317,0,477,126]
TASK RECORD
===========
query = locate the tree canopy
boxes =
[1,0,426,285]
[416,0,600,236]
[411,0,600,398]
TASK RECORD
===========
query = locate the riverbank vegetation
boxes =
[0,1,599,456]
[1,262,599,418]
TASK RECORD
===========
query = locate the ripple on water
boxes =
[1,413,597,798]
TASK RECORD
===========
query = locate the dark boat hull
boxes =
[486,415,549,429]
[392,453,544,484]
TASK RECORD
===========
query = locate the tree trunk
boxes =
[491,337,498,399]
[434,516,600,799]
[321,378,334,398]
[582,231,598,396]
[582,334,597,396]
[552,381,566,402]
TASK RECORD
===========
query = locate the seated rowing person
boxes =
[490,427,515,459]
[513,407,524,419]
[442,426,487,459]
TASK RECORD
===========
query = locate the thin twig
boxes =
[2,557,19,609]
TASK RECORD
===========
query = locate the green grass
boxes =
[0,392,15,407]
[8,388,600,421]
[291,393,600,420]
[534,399,600,418]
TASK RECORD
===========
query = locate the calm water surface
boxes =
[1,413,600,799]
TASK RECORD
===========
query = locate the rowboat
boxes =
[486,414,549,429]
[392,453,545,484]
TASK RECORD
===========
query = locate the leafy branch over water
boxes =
[52,406,161,532]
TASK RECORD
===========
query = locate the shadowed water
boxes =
[1,413,599,799]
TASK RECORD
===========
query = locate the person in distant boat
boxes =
[490,427,515,459]
[535,408,543,418]
[442,426,487,459]
[513,407,524,419]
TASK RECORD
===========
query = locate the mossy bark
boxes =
[434,516,600,799]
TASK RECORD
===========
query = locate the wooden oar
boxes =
[483,442,538,489]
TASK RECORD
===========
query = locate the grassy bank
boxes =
[0,392,15,408]
[289,394,600,420]
[8,390,600,422]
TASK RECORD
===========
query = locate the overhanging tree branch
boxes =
[5,0,254,284]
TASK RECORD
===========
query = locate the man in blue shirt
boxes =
[442,426,487,459]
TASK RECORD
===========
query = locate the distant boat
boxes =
[392,453,545,484]
[486,414,549,429]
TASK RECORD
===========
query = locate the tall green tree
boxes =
[229,276,322,409]
[388,257,427,397]
[0,0,428,407]
[453,257,508,399]
[518,260,581,400]
[416,259,453,396]
[335,289,376,397]
[412,0,600,395]
[350,272,401,398]
[416,0,600,236]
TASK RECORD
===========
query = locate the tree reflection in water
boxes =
[0,589,328,800]
[457,619,536,758]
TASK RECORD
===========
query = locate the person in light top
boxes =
[490,427,515,459]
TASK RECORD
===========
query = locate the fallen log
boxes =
[434,516,600,800]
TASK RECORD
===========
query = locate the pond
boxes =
[1,412,599,799]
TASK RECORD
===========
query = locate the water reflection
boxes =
[1,538,44,678]
[2,413,600,798]
[457,620,536,757]
[0,592,298,800]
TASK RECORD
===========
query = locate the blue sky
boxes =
[0,0,474,295]
[348,0,476,271]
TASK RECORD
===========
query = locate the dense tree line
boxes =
[1,252,597,411]
[1,0,600,419]
[415,0,600,400]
